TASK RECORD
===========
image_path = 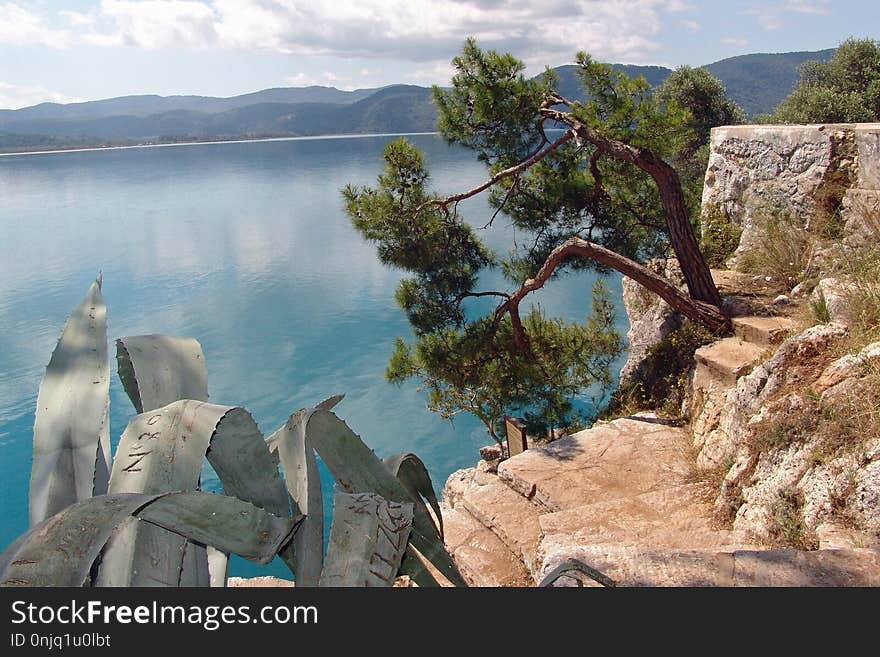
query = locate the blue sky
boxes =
[0,0,877,109]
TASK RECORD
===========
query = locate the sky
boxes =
[0,0,878,109]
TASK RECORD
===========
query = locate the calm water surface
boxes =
[0,134,627,578]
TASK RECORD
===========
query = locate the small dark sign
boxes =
[504,416,528,457]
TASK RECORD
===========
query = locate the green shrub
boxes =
[604,321,715,420]
[699,207,742,268]
[810,289,832,324]
[770,486,817,550]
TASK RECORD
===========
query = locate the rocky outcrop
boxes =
[441,411,880,586]
[690,321,880,548]
[702,123,880,261]
[618,258,685,387]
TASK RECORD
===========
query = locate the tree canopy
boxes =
[773,38,880,123]
[344,40,740,443]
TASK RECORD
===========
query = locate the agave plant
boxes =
[0,276,466,588]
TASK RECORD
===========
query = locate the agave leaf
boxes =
[29,275,110,527]
[180,541,210,587]
[97,401,288,586]
[115,335,208,414]
[319,492,413,587]
[135,492,298,565]
[384,453,443,540]
[399,547,441,588]
[115,333,213,583]
[0,492,298,587]
[1,493,160,587]
[267,408,323,586]
[305,410,467,587]
[315,394,345,411]
[205,406,289,517]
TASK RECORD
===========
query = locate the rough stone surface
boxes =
[811,278,854,327]
[458,471,543,576]
[690,331,773,469]
[856,126,880,189]
[442,468,475,510]
[498,415,692,513]
[816,523,880,550]
[537,483,759,553]
[618,258,685,387]
[440,502,532,587]
[701,124,880,265]
[688,321,880,547]
[694,337,766,386]
[732,316,798,347]
[228,576,294,587]
[842,189,880,248]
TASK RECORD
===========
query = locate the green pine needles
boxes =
[345,39,743,445]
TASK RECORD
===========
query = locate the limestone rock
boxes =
[618,258,685,387]
[701,125,880,266]
[790,281,814,298]
[815,523,880,550]
[498,415,692,513]
[442,468,475,509]
[458,471,542,577]
[811,278,854,326]
[440,502,532,587]
[814,340,880,392]
[842,189,880,249]
[228,576,294,587]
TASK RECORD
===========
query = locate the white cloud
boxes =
[284,71,344,88]
[97,0,219,49]
[682,19,701,32]
[722,37,750,47]
[0,81,78,109]
[784,0,830,15]
[405,61,458,86]
[2,1,695,69]
[0,2,73,48]
[746,0,830,31]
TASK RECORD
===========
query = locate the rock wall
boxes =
[701,123,880,260]
[701,328,880,546]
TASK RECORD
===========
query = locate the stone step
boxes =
[538,483,759,555]
[732,315,798,347]
[440,503,533,587]
[537,544,880,587]
[694,337,766,386]
[497,414,692,514]
[458,470,543,576]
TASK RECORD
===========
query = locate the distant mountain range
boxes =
[0,48,835,153]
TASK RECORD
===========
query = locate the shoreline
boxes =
[0,131,440,158]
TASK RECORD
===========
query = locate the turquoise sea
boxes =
[0,133,627,579]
